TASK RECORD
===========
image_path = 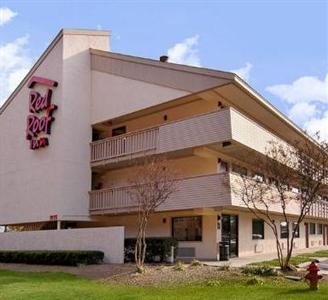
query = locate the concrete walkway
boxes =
[203,246,328,268]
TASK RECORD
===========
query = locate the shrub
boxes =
[173,260,185,271]
[246,276,264,286]
[0,250,104,266]
[190,259,203,267]
[125,237,178,263]
[219,263,231,271]
[242,266,278,277]
[206,280,221,287]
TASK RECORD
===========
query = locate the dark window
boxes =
[112,126,126,137]
[218,160,229,173]
[280,221,289,239]
[310,223,316,235]
[92,128,101,141]
[252,219,264,240]
[318,224,323,235]
[253,173,264,182]
[292,222,300,238]
[172,216,202,241]
[232,164,247,176]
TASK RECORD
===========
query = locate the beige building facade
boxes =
[0,29,327,260]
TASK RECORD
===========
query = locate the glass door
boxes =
[221,214,239,257]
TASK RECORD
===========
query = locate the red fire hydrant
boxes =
[305,260,323,290]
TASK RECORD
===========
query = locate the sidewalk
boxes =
[203,246,328,268]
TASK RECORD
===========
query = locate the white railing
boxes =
[90,127,159,163]
[89,186,137,211]
[89,173,228,213]
[308,200,328,219]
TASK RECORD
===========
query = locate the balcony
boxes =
[90,108,232,167]
[89,173,231,215]
[91,127,159,164]
[308,200,328,220]
[90,107,286,168]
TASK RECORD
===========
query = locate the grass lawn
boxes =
[0,270,327,300]
[251,250,328,267]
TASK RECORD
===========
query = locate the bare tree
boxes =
[231,135,328,270]
[128,156,179,272]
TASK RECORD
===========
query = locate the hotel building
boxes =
[0,29,327,261]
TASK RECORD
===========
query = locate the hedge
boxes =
[0,250,104,266]
[125,237,178,263]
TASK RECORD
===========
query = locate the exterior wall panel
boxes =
[158,109,232,153]
[0,227,124,263]
[90,173,231,214]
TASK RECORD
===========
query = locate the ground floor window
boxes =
[172,216,202,241]
[252,219,264,239]
[310,223,316,235]
[280,221,289,239]
[317,224,323,235]
[292,222,300,238]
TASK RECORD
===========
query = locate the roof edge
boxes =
[232,76,318,144]
[90,48,236,81]
[0,28,111,115]
[62,28,111,36]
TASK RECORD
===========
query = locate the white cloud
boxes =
[266,74,328,104]
[288,102,317,125]
[304,111,328,141]
[167,35,201,67]
[0,7,17,26]
[0,35,33,106]
[230,62,253,82]
[266,73,328,140]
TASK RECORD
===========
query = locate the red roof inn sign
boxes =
[26,76,58,150]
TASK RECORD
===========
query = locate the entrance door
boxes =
[324,225,328,246]
[305,223,309,248]
[221,215,239,257]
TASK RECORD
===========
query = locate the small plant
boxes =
[206,280,221,287]
[246,276,264,286]
[190,259,202,267]
[242,266,278,277]
[219,263,231,271]
[173,260,185,271]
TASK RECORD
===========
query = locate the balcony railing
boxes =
[91,127,159,163]
[89,173,230,214]
[90,108,233,166]
[308,200,328,219]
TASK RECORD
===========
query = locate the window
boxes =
[253,173,264,182]
[310,223,316,235]
[291,186,300,194]
[172,216,202,241]
[218,160,229,173]
[317,224,323,235]
[232,164,247,176]
[280,221,289,239]
[252,219,264,240]
[292,222,300,238]
[112,126,126,137]
[268,177,278,185]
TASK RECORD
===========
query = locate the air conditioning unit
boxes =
[176,247,196,261]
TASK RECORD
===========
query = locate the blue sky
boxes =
[0,1,327,138]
